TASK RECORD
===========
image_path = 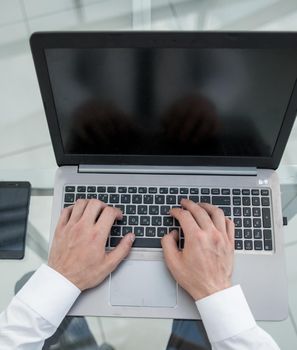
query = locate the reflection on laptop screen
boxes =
[45,48,297,157]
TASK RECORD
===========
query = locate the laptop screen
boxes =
[45,47,297,158]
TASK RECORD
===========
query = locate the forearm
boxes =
[0,265,80,350]
[196,285,280,350]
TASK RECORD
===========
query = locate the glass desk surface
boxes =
[0,165,297,349]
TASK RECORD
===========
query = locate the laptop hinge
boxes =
[78,165,257,176]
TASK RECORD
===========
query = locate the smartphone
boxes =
[0,182,31,259]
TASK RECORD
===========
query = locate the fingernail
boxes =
[127,233,135,243]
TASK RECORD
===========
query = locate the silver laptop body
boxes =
[30,31,297,320]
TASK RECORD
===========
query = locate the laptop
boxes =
[30,31,297,320]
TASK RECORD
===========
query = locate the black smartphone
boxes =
[0,182,31,259]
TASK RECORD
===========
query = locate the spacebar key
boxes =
[110,237,162,248]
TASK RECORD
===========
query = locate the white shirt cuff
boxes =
[16,264,81,327]
[195,285,256,343]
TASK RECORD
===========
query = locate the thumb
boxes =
[161,230,180,269]
[106,233,135,271]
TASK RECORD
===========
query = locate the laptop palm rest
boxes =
[110,260,177,308]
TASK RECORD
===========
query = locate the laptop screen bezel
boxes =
[30,31,297,169]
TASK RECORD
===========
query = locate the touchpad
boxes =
[110,260,177,308]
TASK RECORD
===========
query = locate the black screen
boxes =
[0,184,30,259]
[45,48,297,157]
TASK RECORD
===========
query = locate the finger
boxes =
[69,199,89,223]
[82,199,107,224]
[180,199,215,231]
[94,206,123,242]
[161,230,181,271]
[198,203,227,234]
[56,205,73,230]
[106,233,135,271]
[170,208,200,237]
[225,217,235,245]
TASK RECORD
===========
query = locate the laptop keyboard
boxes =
[63,185,274,254]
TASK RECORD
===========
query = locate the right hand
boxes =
[161,199,235,300]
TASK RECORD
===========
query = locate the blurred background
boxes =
[1,1,297,349]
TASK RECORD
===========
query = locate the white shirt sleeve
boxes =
[0,264,81,350]
[195,285,280,350]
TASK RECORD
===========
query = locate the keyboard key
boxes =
[244,229,252,239]
[243,218,252,227]
[110,194,120,203]
[134,227,144,236]
[233,197,241,206]
[64,203,73,208]
[155,195,165,204]
[98,194,108,203]
[243,207,251,216]
[264,240,273,251]
[211,188,220,195]
[146,227,156,237]
[201,188,210,194]
[128,187,137,193]
[77,186,86,192]
[159,187,168,194]
[253,218,262,228]
[254,240,263,250]
[161,206,170,215]
[117,216,127,225]
[137,205,148,215]
[121,194,131,203]
[97,186,106,192]
[262,208,271,228]
[87,186,96,192]
[261,189,269,196]
[253,229,262,239]
[232,189,240,195]
[163,217,174,226]
[166,195,176,205]
[201,196,210,203]
[129,216,139,225]
[76,193,86,200]
[64,193,74,202]
[65,186,75,192]
[234,218,242,227]
[123,226,132,235]
[132,195,142,204]
[149,187,158,193]
[138,187,147,193]
[132,238,162,248]
[244,240,253,250]
[126,205,136,214]
[178,195,187,203]
[253,207,261,217]
[190,188,199,194]
[189,195,199,203]
[251,189,259,195]
[212,196,231,206]
[107,186,116,193]
[235,229,242,238]
[221,189,230,195]
[263,229,272,240]
[140,216,150,225]
[152,216,162,226]
[242,197,250,206]
[233,207,241,216]
[87,194,97,199]
[242,189,250,195]
[261,197,270,206]
[111,226,121,236]
[252,197,260,206]
[220,206,231,216]
[180,188,189,194]
[180,239,185,249]
[144,195,154,204]
[118,187,127,193]
[170,188,178,194]
[157,227,167,237]
[235,240,243,250]
[115,205,125,214]
[149,205,159,215]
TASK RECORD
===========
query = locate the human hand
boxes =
[161,199,234,300]
[48,199,135,291]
